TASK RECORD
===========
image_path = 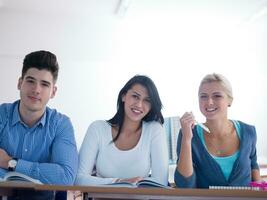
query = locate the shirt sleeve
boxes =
[150,123,169,186]
[0,168,7,178]
[75,121,117,185]
[15,117,78,185]
[0,104,7,143]
[0,104,10,178]
[174,130,197,188]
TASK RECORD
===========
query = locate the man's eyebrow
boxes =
[25,76,36,80]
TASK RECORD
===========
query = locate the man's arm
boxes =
[15,119,78,185]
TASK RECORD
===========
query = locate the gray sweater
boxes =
[174,121,259,188]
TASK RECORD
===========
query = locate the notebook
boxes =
[209,186,259,190]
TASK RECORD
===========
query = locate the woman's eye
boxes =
[132,95,138,99]
[145,99,151,103]
[200,95,208,99]
[214,95,223,99]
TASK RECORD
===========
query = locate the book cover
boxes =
[0,172,43,184]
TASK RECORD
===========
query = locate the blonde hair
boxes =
[199,73,233,101]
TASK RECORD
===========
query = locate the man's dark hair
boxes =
[22,50,59,82]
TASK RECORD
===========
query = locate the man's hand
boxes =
[0,148,12,169]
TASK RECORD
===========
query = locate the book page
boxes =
[136,179,172,189]
[4,172,43,184]
[104,181,137,188]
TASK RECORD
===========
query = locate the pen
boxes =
[197,122,210,133]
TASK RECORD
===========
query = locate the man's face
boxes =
[17,68,57,114]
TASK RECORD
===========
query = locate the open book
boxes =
[0,171,43,184]
[106,178,171,189]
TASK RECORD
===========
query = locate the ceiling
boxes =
[0,0,266,61]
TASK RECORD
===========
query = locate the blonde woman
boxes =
[175,73,261,188]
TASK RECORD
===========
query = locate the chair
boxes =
[163,116,180,164]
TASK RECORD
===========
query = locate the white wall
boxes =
[0,1,267,158]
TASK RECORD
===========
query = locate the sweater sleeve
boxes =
[249,125,259,170]
[174,130,197,188]
[75,121,116,185]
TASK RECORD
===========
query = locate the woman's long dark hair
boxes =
[107,75,164,142]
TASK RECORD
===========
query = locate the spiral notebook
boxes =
[209,186,260,190]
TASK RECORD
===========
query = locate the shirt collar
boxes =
[11,101,21,126]
[11,101,46,127]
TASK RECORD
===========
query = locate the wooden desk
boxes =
[1,182,267,200]
[0,181,37,196]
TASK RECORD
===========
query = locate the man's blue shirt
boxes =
[0,100,78,185]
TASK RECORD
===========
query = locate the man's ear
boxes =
[17,77,22,90]
[50,86,57,99]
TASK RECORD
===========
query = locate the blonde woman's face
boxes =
[198,82,232,120]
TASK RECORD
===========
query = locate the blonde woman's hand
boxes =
[180,112,195,141]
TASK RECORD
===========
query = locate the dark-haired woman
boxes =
[75,75,168,186]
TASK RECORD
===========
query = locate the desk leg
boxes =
[67,190,83,200]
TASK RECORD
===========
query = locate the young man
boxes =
[0,50,78,187]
